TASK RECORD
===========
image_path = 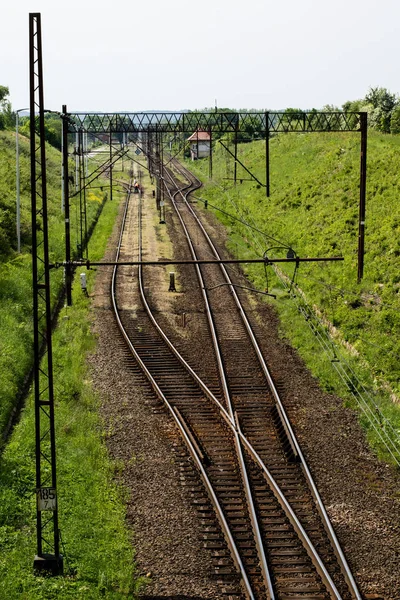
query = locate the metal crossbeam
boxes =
[66,111,362,134]
[55,256,344,268]
[29,12,63,576]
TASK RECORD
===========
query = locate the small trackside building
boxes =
[187,129,211,160]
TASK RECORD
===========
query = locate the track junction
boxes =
[109,153,362,599]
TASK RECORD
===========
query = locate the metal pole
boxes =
[147,131,151,174]
[16,111,21,253]
[160,132,165,223]
[15,108,29,252]
[121,131,124,172]
[75,132,79,192]
[61,117,64,212]
[209,126,212,180]
[155,127,161,208]
[62,105,72,306]
[29,29,42,556]
[78,128,83,255]
[82,131,88,256]
[84,131,89,177]
[30,12,62,575]
[265,111,270,197]
[109,128,113,201]
[357,112,367,283]
[234,122,238,185]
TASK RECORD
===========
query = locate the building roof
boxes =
[187,129,211,141]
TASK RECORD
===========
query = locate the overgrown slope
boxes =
[0,130,106,437]
[0,132,144,597]
[187,131,400,397]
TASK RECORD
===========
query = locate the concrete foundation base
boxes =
[33,553,63,576]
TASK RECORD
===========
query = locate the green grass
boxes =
[0,131,112,439]
[0,185,146,598]
[185,131,400,462]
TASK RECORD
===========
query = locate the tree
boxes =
[280,108,304,131]
[0,86,9,130]
[364,87,398,133]
[365,86,397,111]
[390,105,400,134]
[18,113,62,150]
[0,85,9,103]
[322,104,340,112]
[43,114,62,150]
[0,85,14,130]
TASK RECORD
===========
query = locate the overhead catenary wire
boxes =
[279,273,400,466]
[296,268,399,312]
[191,191,292,250]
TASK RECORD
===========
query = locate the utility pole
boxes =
[84,131,89,177]
[109,127,113,202]
[78,128,83,256]
[75,131,79,193]
[29,12,63,575]
[160,131,165,224]
[16,107,29,252]
[62,105,72,306]
[265,111,270,197]
[155,126,161,209]
[208,126,212,180]
[234,120,238,185]
[61,116,64,212]
[357,112,368,282]
[78,128,88,256]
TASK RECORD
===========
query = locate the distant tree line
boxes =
[194,87,400,136]
[2,85,400,146]
[262,87,400,134]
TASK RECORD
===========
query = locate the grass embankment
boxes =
[186,131,400,458]
[0,131,108,438]
[0,136,144,596]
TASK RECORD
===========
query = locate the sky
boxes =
[2,0,400,113]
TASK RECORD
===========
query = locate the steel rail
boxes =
[235,413,274,600]
[114,163,350,597]
[110,183,254,600]
[171,159,362,599]
[123,154,352,596]
[163,162,343,598]
[163,168,275,598]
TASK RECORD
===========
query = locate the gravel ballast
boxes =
[87,174,400,599]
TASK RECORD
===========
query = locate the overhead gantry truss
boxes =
[62,108,367,281]
[65,110,362,134]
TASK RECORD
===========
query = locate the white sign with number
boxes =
[37,487,57,511]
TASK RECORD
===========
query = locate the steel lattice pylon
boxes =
[29,12,63,575]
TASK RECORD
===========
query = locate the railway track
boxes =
[110,160,362,599]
